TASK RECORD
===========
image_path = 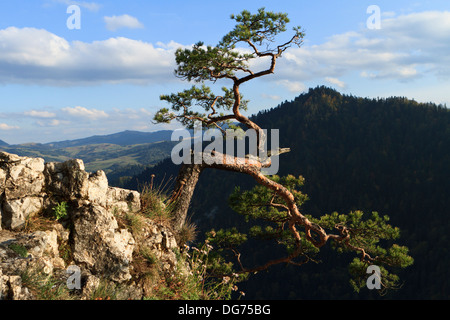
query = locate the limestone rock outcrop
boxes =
[0,152,141,231]
[0,152,180,300]
[0,152,46,230]
[72,203,136,283]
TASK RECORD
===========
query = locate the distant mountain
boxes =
[0,130,176,187]
[45,130,174,148]
[0,140,9,147]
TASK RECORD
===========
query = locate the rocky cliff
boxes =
[0,152,181,300]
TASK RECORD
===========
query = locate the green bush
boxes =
[53,202,69,220]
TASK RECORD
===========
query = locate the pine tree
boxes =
[154,8,413,293]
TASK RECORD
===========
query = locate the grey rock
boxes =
[0,152,45,199]
[107,187,141,213]
[0,152,46,230]
[87,170,109,206]
[0,275,33,300]
[2,197,43,230]
[72,204,135,283]
[44,159,89,200]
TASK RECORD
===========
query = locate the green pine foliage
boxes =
[223,174,413,293]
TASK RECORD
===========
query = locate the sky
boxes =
[0,0,449,144]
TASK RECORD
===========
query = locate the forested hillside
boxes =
[125,86,450,299]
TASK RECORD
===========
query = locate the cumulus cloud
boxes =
[276,11,450,84]
[24,110,57,118]
[325,77,347,89]
[0,10,448,89]
[17,106,160,131]
[104,14,144,31]
[276,80,307,93]
[0,123,19,130]
[0,27,70,67]
[36,119,69,127]
[0,27,178,85]
[62,106,109,120]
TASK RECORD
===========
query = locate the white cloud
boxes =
[138,108,153,116]
[62,106,109,120]
[0,27,179,85]
[1,10,449,91]
[36,119,68,127]
[24,110,57,118]
[0,123,19,130]
[276,80,307,93]
[0,106,172,144]
[261,93,281,100]
[325,77,346,89]
[18,106,155,125]
[275,11,450,84]
[104,15,144,31]
[0,27,70,67]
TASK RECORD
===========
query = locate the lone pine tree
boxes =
[154,8,413,293]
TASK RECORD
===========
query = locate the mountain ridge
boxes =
[44,129,174,148]
[2,130,174,149]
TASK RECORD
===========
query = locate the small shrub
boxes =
[140,181,175,224]
[176,219,198,245]
[182,241,245,300]
[131,247,162,298]
[125,212,144,236]
[53,202,69,221]
[147,241,245,300]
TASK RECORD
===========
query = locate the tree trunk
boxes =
[170,163,204,230]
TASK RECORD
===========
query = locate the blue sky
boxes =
[0,0,449,144]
